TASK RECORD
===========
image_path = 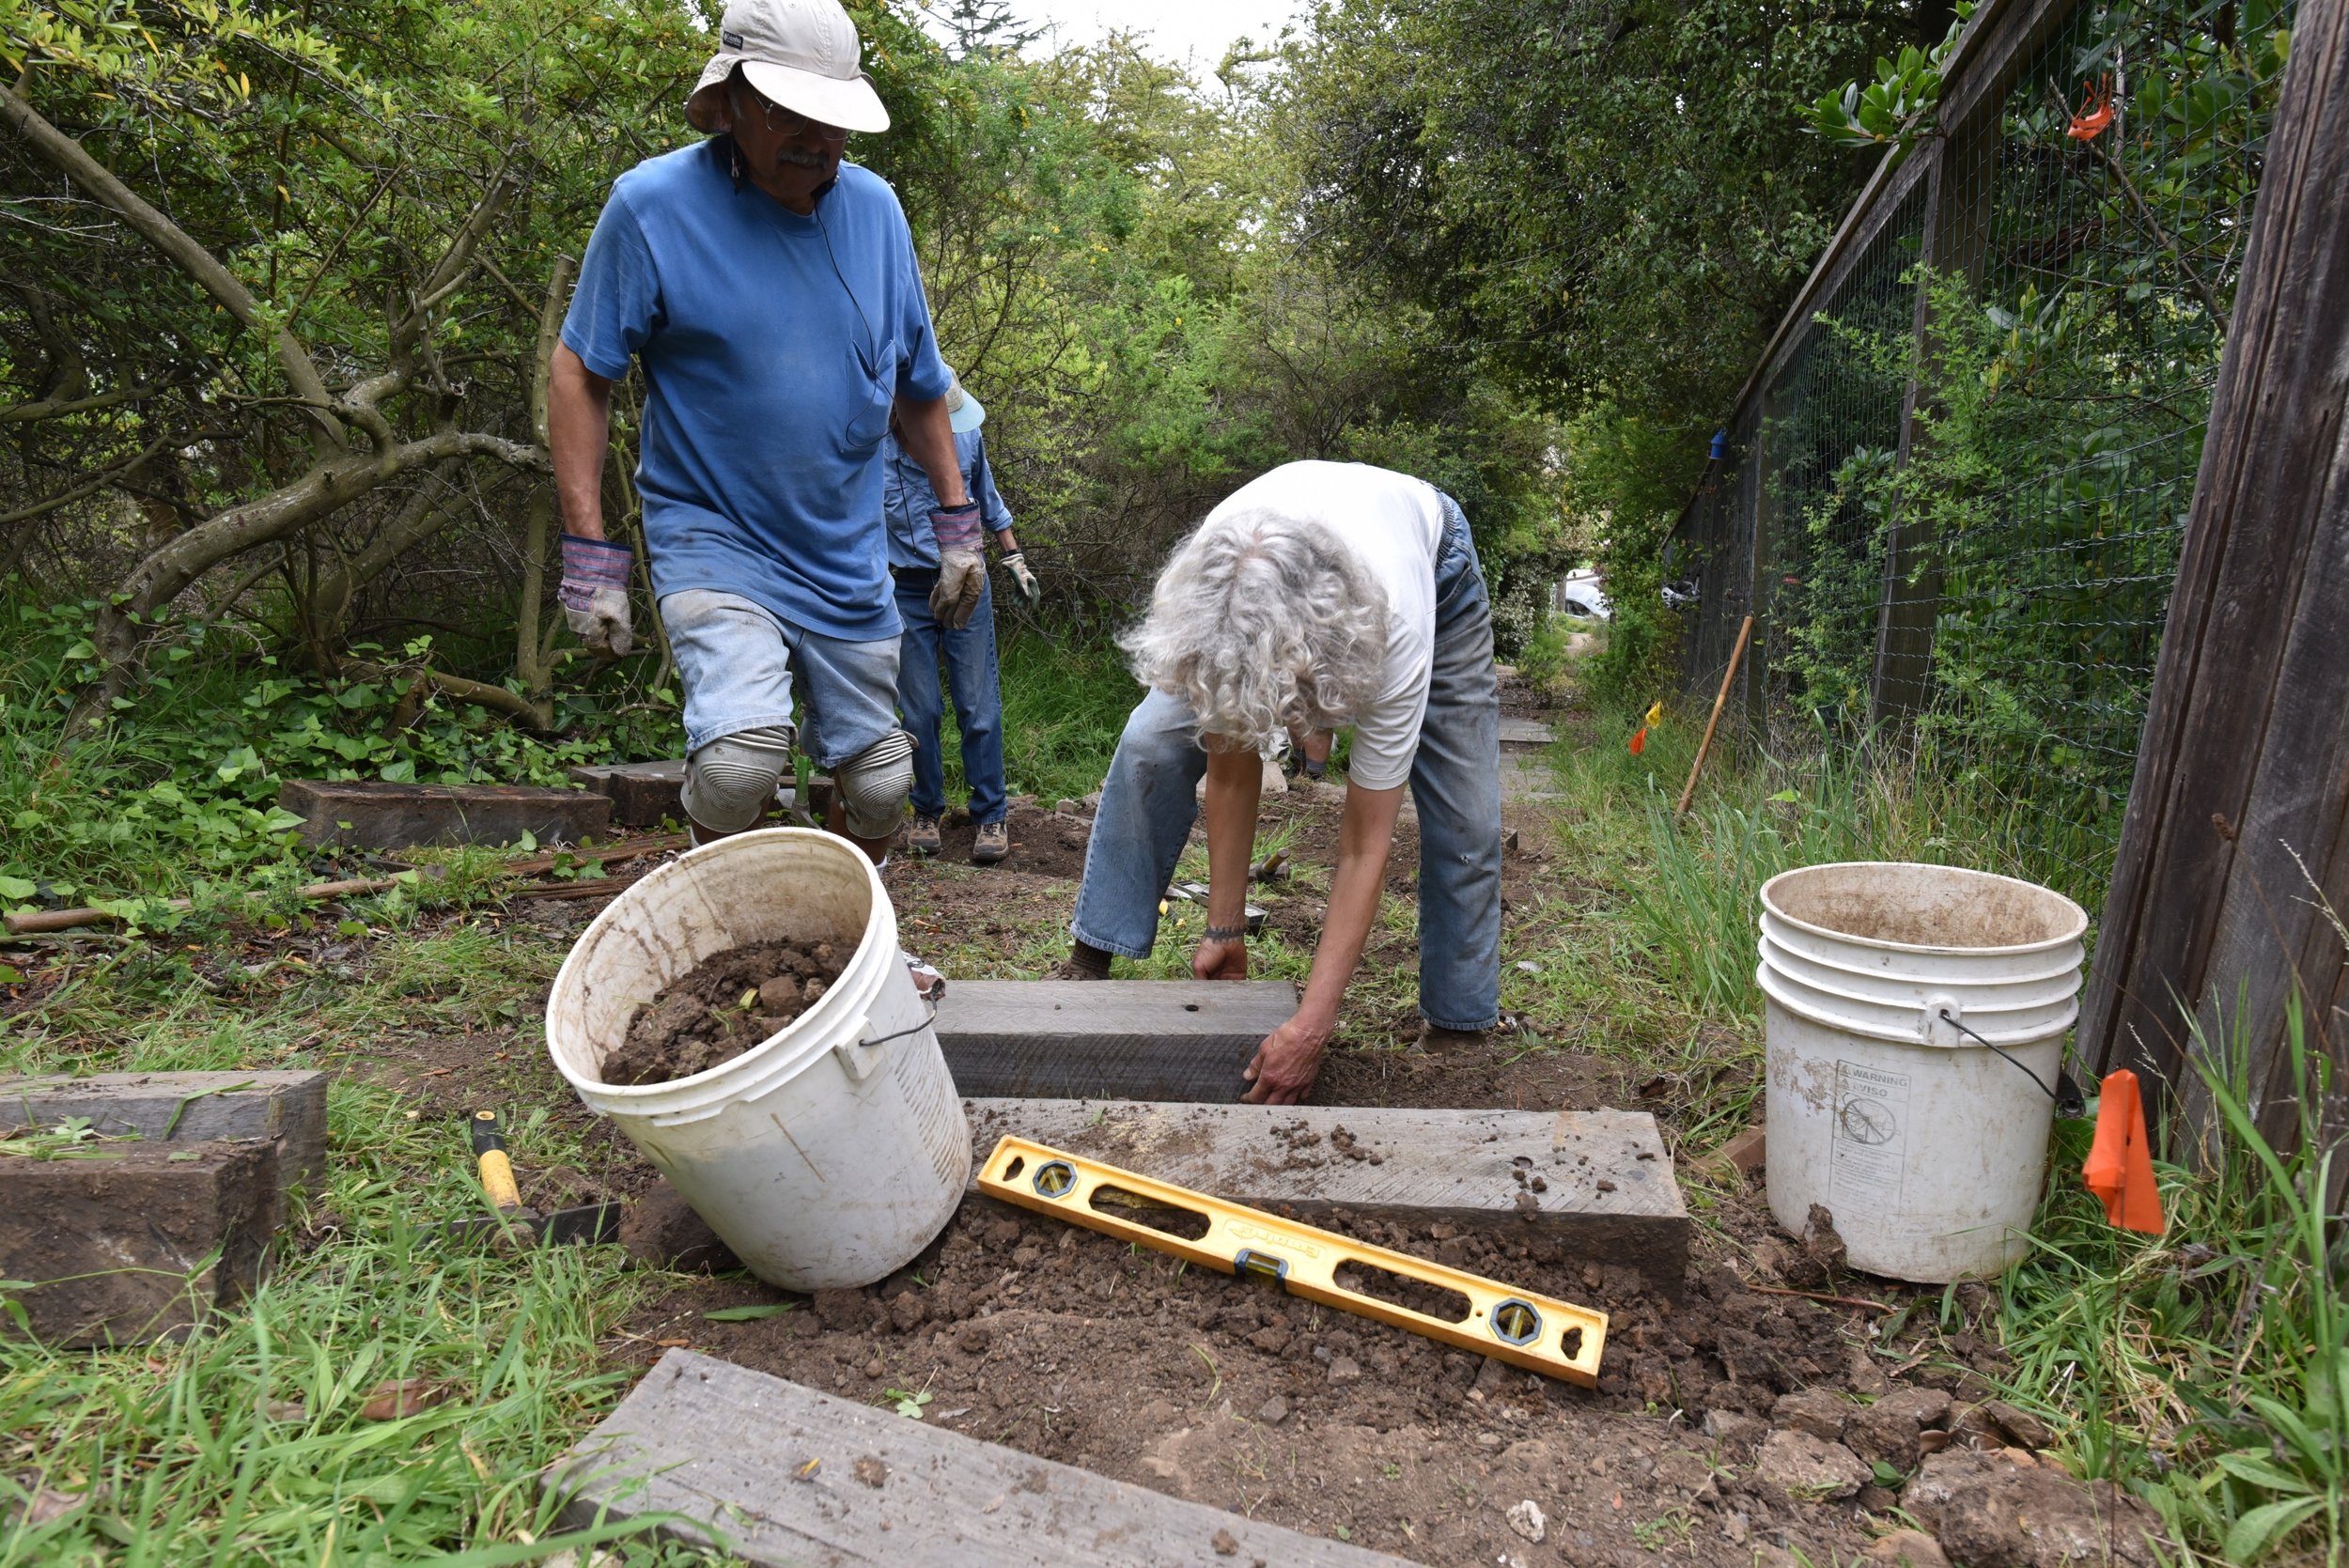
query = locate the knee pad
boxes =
[835,729,914,838]
[683,724,794,834]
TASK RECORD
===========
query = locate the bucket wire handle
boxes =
[1936,1007,2085,1116]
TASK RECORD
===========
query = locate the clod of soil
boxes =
[602,939,848,1086]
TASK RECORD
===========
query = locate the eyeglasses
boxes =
[734,82,848,143]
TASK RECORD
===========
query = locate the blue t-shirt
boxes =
[563,143,952,640]
[881,427,1014,570]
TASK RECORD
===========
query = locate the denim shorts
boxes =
[658,589,901,766]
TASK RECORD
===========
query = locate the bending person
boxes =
[1056,461,1502,1103]
[882,374,1040,865]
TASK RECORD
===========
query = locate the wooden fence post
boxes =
[2077,0,2349,1190]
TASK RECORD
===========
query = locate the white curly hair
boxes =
[1119,507,1391,754]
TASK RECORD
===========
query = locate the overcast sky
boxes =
[964,0,1315,73]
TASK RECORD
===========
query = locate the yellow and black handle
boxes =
[470,1109,524,1213]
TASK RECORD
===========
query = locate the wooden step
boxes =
[547,1349,1411,1566]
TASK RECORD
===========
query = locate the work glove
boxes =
[558,534,634,657]
[928,501,986,630]
[998,549,1042,610]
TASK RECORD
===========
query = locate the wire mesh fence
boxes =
[1673,0,2296,908]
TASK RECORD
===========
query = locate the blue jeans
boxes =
[1069,498,1502,1030]
[894,574,1009,824]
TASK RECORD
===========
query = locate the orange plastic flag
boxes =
[1628,726,1647,754]
[2082,1069,2165,1234]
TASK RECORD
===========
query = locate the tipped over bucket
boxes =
[544,828,970,1291]
[1758,862,2087,1282]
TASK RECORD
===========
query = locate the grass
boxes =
[0,900,728,1565]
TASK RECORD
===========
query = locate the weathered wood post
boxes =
[2077,0,2349,1190]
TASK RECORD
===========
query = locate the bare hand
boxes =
[1192,937,1249,982]
[1242,1015,1329,1105]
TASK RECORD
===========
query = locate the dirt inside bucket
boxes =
[602,939,850,1086]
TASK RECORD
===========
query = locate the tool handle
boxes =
[470,1110,522,1211]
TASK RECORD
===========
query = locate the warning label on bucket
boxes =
[1830,1060,1910,1207]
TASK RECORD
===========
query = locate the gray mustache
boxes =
[776,148,827,169]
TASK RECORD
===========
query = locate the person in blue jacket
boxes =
[882,375,1041,864]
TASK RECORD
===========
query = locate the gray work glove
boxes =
[929,501,986,629]
[998,549,1041,610]
[559,533,633,657]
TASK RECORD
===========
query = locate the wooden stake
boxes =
[1676,613,1754,817]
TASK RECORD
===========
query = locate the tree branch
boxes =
[0,380,179,422]
[0,83,347,451]
[0,434,173,527]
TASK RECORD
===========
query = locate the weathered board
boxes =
[963,1098,1687,1284]
[933,981,1297,1102]
[0,1070,327,1199]
[548,1349,1410,1566]
[2077,0,2349,1191]
[567,759,685,828]
[0,1139,278,1346]
[1496,717,1555,748]
[280,779,611,848]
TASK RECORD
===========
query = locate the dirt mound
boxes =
[601,939,848,1086]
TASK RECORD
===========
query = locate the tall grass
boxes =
[1612,735,2029,1017]
[1999,999,2343,1566]
[927,629,1138,808]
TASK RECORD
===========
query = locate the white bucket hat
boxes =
[687,0,890,136]
[944,371,986,433]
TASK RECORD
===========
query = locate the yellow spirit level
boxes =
[975,1136,1608,1387]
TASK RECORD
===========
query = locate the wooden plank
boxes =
[1496,717,1554,748]
[548,1349,1411,1566]
[964,1099,1687,1285]
[0,1140,278,1347]
[934,981,1297,1102]
[2080,0,2349,1190]
[567,759,684,828]
[0,1070,327,1199]
[280,779,611,848]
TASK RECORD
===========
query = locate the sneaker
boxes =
[1415,1023,1489,1052]
[1045,958,1109,981]
[907,814,942,857]
[971,819,1009,865]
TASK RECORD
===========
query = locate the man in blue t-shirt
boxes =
[549,0,989,864]
[882,374,1041,865]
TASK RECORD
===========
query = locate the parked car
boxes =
[1554,568,1611,621]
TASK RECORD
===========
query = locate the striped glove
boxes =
[929,502,986,629]
[559,534,633,658]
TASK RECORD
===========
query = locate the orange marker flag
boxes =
[1628,726,1647,754]
[2082,1069,2165,1234]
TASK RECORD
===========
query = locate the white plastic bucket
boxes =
[545,828,970,1291]
[1757,862,2088,1282]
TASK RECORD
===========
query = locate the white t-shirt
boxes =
[1201,461,1446,791]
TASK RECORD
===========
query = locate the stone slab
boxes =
[934,981,1298,1101]
[280,779,611,848]
[0,1070,328,1200]
[965,1098,1688,1285]
[0,1139,278,1346]
[567,759,686,828]
[548,1349,1410,1565]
